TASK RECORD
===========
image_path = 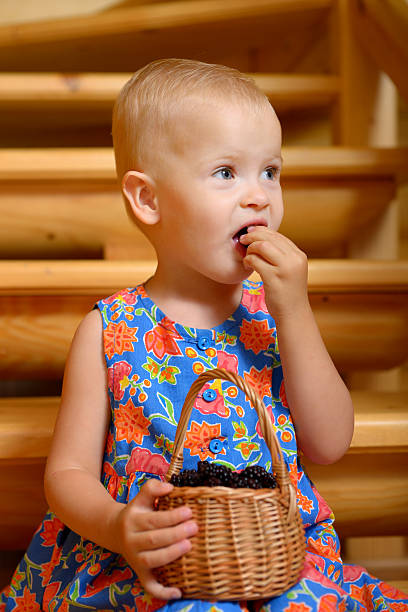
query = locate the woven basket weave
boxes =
[155,367,306,600]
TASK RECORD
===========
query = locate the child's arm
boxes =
[241,228,354,465]
[44,309,197,600]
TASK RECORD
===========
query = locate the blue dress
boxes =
[1,280,407,611]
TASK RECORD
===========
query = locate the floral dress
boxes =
[1,280,407,611]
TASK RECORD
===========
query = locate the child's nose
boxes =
[240,185,269,209]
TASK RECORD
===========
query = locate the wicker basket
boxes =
[155,368,306,600]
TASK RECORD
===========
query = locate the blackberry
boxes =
[169,463,277,489]
[207,476,222,487]
[169,473,183,486]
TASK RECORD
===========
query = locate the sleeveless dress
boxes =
[1,280,407,611]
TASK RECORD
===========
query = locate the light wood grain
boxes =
[356,0,408,102]
[1,260,407,295]
[0,292,406,377]
[0,73,340,113]
[1,147,407,181]
[0,390,407,548]
[0,179,395,258]
[0,0,331,48]
[1,391,406,460]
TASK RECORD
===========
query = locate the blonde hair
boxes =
[112,58,270,181]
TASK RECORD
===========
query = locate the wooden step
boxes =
[0,73,340,146]
[0,147,405,258]
[0,0,331,71]
[1,391,407,461]
[0,390,406,548]
[0,72,340,115]
[0,260,407,378]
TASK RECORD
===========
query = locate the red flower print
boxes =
[184,421,225,460]
[195,383,229,417]
[84,567,133,598]
[105,321,138,359]
[216,350,238,373]
[13,586,41,611]
[134,592,166,611]
[318,593,346,612]
[108,361,132,401]
[126,447,169,476]
[256,404,275,438]
[40,516,64,547]
[311,484,334,523]
[279,379,289,408]
[342,564,365,583]
[241,285,268,314]
[378,581,408,600]
[104,462,121,498]
[244,365,272,399]
[39,545,62,586]
[144,317,182,359]
[42,582,61,611]
[240,319,275,354]
[102,289,138,305]
[115,399,150,444]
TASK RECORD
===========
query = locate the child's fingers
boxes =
[241,228,301,259]
[139,570,182,601]
[136,537,193,571]
[131,519,198,552]
[136,478,174,509]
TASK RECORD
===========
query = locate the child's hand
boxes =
[112,479,198,600]
[240,227,309,320]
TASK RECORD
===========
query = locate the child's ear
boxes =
[122,170,160,225]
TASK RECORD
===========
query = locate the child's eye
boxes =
[214,167,234,180]
[263,167,280,180]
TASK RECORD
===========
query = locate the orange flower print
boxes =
[184,421,225,460]
[13,586,41,611]
[240,319,275,354]
[244,365,272,398]
[144,318,182,359]
[307,537,342,563]
[289,461,299,489]
[297,491,314,514]
[318,593,346,612]
[284,603,311,612]
[105,321,138,359]
[40,516,64,547]
[115,399,150,444]
[350,584,375,611]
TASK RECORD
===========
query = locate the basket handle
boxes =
[166,368,297,521]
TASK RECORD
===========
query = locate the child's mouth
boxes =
[233,226,249,258]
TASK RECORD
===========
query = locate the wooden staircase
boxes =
[0,0,407,590]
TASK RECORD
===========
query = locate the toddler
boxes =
[1,58,407,611]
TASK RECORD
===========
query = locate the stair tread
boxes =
[0,260,407,295]
[0,0,332,49]
[0,391,407,459]
[1,147,407,182]
[0,72,340,113]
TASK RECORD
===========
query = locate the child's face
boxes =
[149,98,283,285]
